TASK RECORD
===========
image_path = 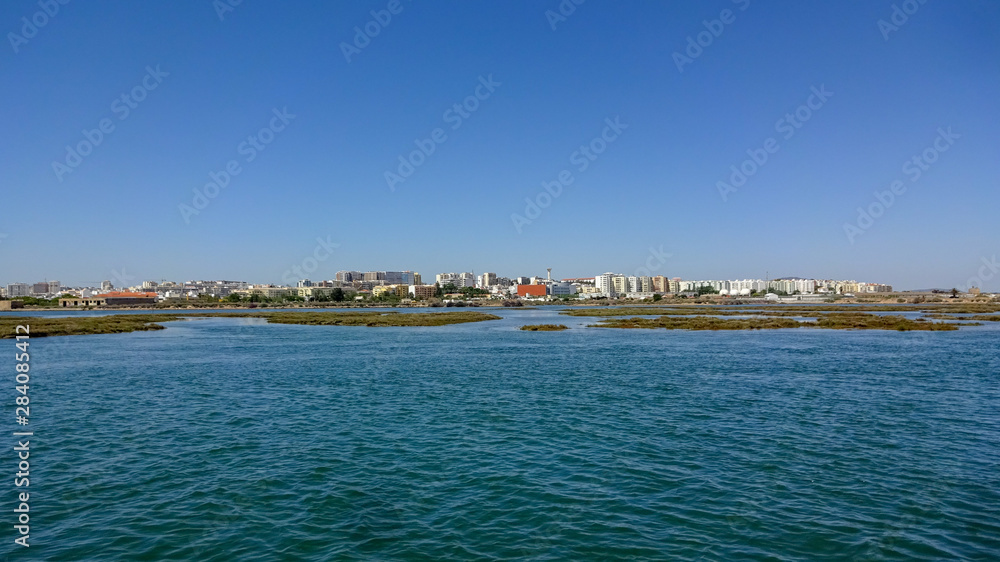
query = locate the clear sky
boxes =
[2,0,998,290]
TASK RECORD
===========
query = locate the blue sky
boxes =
[1,0,998,290]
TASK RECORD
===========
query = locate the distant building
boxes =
[594,273,617,295]
[237,286,292,300]
[372,284,409,298]
[625,292,655,299]
[517,284,547,298]
[409,284,436,299]
[335,271,363,283]
[6,283,31,298]
[48,280,62,293]
[549,283,577,296]
[383,271,405,284]
[436,272,475,288]
[59,297,108,307]
[651,276,667,292]
[32,282,49,295]
[98,291,158,306]
[607,276,621,294]
[101,280,113,291]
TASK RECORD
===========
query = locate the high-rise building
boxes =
[335,271,364,283]
[595,273,617,295]
[101,280,113,291]
[436,272,475,288]
[626,276,639,293]
[32,282,49,294]
[48,280,62,293]
[480,272,498,288]
[382,271,405,284]
[612,276,628,295]
[6,283,31,298]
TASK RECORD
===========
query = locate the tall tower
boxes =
[547,268,552,282]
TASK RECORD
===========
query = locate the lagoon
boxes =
[4,307,999,560]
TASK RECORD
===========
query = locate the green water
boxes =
[5,309,999,560]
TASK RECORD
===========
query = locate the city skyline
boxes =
[2,2,998,290]
[3,258,989,292]
[3,252,995,292]
[3,268,905,295]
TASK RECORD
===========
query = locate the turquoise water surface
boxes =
[4,308,999,560]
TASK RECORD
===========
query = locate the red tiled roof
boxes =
[95,292,158,298]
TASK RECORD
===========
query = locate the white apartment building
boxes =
[594,273,614,293]
[612,276,628,295]
[436,272,475,288]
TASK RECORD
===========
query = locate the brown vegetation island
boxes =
[562,303,1000,331]
[0,311,502,338]
[582,312,969,331]
[520,324,569,331]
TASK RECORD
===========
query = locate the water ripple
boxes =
[10,312,1000,560]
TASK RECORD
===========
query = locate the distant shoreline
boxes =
[5,294,994,312]
[3,303,997,338]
